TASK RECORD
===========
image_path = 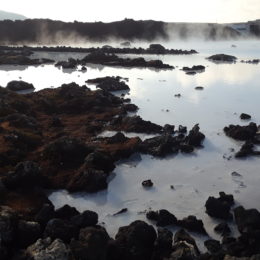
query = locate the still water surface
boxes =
[0,40,259,245]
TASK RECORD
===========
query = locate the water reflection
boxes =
[1,40,260,243]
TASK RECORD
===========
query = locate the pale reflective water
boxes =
[0,40,260,245]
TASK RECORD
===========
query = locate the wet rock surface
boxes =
[205,192,234,219]
[240,113,251,120]
[207,54,237,63]
[182,65,206,74]
[0,192,259,259]
[224,123,260,158]
[1,45,198,56]
[86,76,130,91]
[0,50,54,65]
[0,74,259,259]
[82,51,174,69]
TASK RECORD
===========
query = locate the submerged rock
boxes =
[44,218,78,242]
[113,208,128,216]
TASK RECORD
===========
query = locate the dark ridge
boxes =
[0,18,254,45]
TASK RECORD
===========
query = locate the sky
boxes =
[1,0,260,23]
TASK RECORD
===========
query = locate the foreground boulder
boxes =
[115,220,157,260]
[205,192,234,219]
[152,228,173,260]
[6,80,35,92]
[234,206,260,234]
[170,229,200,259]
[17,220,42,248]
[70,226,110,260]
[44,218,78,242]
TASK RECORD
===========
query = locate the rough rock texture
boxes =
[6,80,35,92]
[205,192,234,219]
[178,215,207,234]
[115,220,157,260]
[82,51,174,69]
[146,209,177,227]
[26,238,71,260]
[86,76,130,92]
[207,54,237,62]
[70,226,110,260]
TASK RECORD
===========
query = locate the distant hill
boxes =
[0,18,244,45]
[0,10,26,20]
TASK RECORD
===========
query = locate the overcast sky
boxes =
[1,0,260,23]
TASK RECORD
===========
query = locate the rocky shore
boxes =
[0,78,260,259]
[0,48,174,70]
[0,44,198,55]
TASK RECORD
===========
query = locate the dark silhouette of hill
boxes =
[0,18,243,45]
[0,10,26,20]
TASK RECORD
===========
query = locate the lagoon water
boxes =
[0,40,260,247]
